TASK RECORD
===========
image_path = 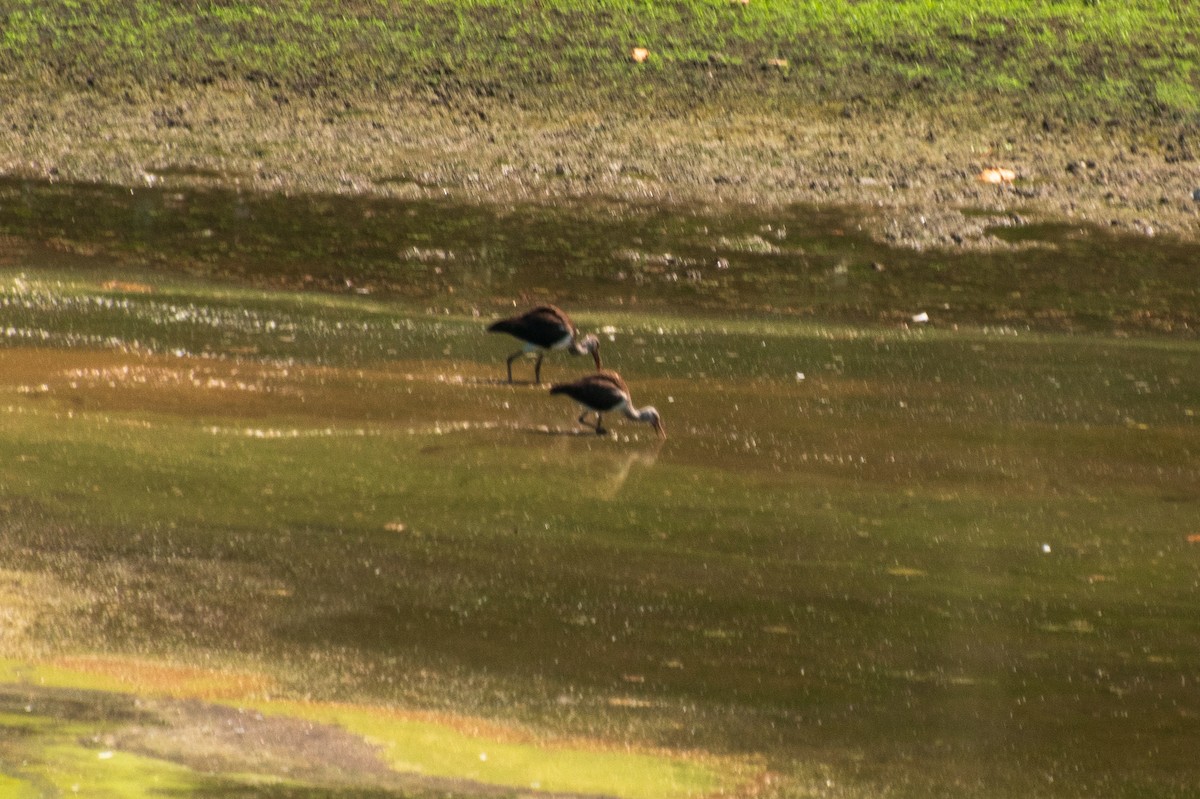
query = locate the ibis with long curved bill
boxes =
[487,305,601,384]
[550,370,666,439]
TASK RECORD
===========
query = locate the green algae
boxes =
[0,658,740,799]
[268,701,734,799]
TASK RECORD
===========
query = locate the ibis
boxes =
[550,370,666,439]
[487,304,601,384]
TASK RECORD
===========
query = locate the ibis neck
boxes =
[623,405,649,422]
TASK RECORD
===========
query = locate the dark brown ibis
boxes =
[549,370,666,439]
[487,305,601,384]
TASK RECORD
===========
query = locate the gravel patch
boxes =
[1,85,1197,249]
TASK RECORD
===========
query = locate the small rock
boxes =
[977,167,1015,184]
[1192,188,1200,201]
[911,311,929,324]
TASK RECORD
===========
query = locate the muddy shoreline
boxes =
[2,85,1198,249]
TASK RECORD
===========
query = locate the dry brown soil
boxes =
[2,84,1198,249]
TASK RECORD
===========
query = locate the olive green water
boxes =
[0,179,1198,798]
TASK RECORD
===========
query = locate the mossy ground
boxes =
[1,658,743,799]
[3,0,1198,122]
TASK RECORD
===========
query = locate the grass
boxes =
[0,1,1198,123]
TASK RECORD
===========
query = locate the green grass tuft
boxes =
[0,1,1197,123]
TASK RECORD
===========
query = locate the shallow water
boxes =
[0,180,1198,798]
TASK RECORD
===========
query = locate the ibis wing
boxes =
[488,305,573,348]
[550,371,628,412]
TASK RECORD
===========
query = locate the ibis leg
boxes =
[505,350,523,383]
[595,414,607,435]
[534,353,545,384]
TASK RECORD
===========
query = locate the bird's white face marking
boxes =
[641,407,666,439]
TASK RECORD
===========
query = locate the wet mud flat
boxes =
[0,136,1197,797]
[1,84,1198,252]
[0,244,1197,797]
[1,174,1196,338]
